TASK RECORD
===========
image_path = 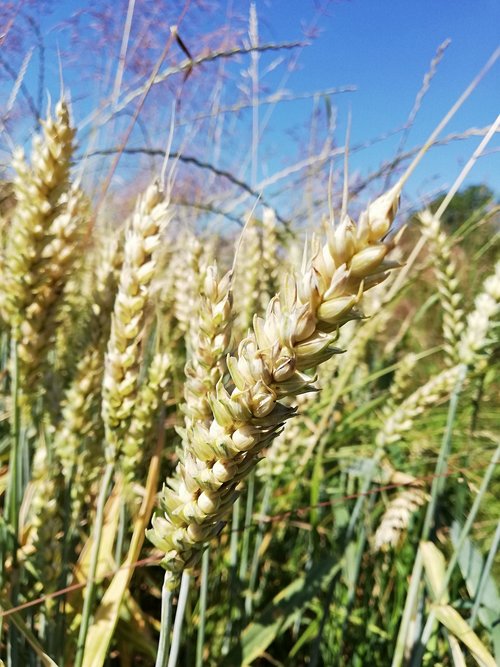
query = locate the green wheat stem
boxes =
[155,574,175,667]
[239,470,256,584]
[167,571,191,667]
[6,338,21,537]
[392,366,466,667]
[195,547,210,667]
[411,442,500,665]
[222,498,241,654]
[470,519,500,627]
[74,460,115,667]
[246,480,273,617]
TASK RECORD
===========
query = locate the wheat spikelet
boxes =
[376,366,462,449]
[458,261,500,366]
[235,218,262,333]
[22,447,63,604]
[121,351,171,484]
[148,183,404,585]
[374,472,428,551]
[420,210,464,364]
[181,263,233,431]
[102,182,170,454]
[172,233,206,340]
[0,100,75,333]
[259,208,280,308]
[17,186,88,390]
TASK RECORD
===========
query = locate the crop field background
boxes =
[0,1,498,665]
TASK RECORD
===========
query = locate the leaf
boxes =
[451,522,500,658]
[222,555,343,666]
[433,604,496,667]
[448,633,467,667]
[421,541,449,603]
[81,445,161,667]
[0,595,58,667]
[66,480,123,625]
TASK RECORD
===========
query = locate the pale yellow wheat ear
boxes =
[180,262,233,436]
[1,100,75,329]
[53,233,123,496]
[102,181,171,459]
[234,215,263,334]
[373,262,500,458]
[121,350,171,487]
[172,232,206,340]
[18,186,88,390]
[0,99,76,399]
[420,210,464,365]
[148,182,404,587]
[259,208,280,309]
[374,472,428,552]
[457,261,500,367]
[22,446,63,605]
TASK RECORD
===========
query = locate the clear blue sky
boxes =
[262,0,499,198]
[3,0,500,206]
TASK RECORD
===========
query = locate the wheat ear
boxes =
[148,183,404,586]
[0,100,75,332]
[420,210,464,364]
[102,182,170,456]
[374,471,428,551]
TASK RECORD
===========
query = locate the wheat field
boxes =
[0,4,499,667]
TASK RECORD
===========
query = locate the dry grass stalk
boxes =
[148,182,404,586]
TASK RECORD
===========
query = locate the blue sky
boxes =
[259,0,500,200]
[2,0,499,208]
